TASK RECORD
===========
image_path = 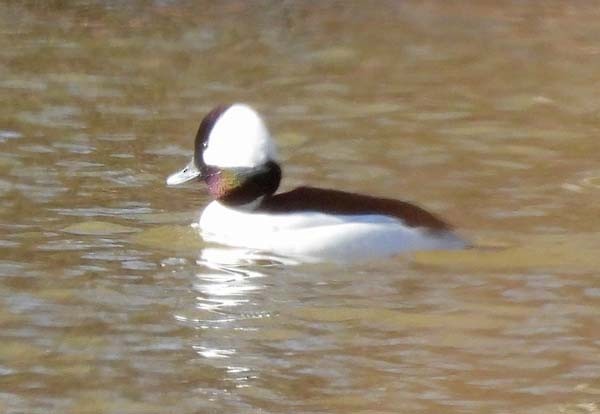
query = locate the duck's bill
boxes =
[166,160,201,186]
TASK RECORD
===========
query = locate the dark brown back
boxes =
[259,186,451,232]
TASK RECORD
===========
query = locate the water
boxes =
[1,2,600,413]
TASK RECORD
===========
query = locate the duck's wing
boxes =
[259,186,451,232]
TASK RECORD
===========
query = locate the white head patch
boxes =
[202,104,278,168]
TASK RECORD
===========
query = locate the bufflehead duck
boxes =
[167,104,466,262]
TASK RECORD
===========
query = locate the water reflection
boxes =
[194,253,267,317]
[174,252,278,395]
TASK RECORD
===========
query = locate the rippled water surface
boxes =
[2,2,600,413]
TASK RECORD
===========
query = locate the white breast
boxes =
[197,201,465,263]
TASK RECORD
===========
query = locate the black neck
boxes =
[204,161,281,207]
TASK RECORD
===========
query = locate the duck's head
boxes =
[167,104,281,206]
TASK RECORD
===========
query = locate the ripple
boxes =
[52,142,95,154]
[16,106,84,129]
[0,179,13,196]
[37,238,120,251]
[122,260,156,271]
[15,183,67,203]
[309,46,358,67]
[95,104,153,117]
[584,288,600,298]
[18,144,55,153]
[103,172,155,187]
[0,261,26,277]
[145,145,191,157]
[193,345,236,359]
[0,130,21,142]
[51,206,154,218]
[61,221,139,236]
[96,134,137,142]
[81,250,148,262]
[0,240,19,248]
[0,79,47,91]
[580,174,600,189]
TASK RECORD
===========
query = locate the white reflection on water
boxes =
[200,247,301,267]
[179,248,288,391]
[192,248,287,320]
[192,345,236,359]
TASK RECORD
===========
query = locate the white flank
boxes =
[198,201,466,263]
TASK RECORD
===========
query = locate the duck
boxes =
[166,103,467,263]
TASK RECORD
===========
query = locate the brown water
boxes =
[1,2,600,413]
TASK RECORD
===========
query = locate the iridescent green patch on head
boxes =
[203,161,281,206]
